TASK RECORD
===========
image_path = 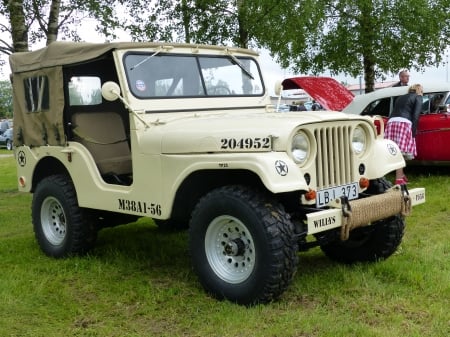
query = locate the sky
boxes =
[1,22,449,92]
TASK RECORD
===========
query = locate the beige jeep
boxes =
[9,41,425,305]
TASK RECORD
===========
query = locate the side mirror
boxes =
[274,80,283,96]
[101,81,121,101]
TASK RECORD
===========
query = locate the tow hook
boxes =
[340,196,353,240]
[400,184,412,216]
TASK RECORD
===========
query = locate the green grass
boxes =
[0,153,449,337]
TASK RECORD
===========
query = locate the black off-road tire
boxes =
[320,177,405,264]
[189,185,298,305]
[32,174,97,258]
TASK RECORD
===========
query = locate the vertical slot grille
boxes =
[314,125,354,189]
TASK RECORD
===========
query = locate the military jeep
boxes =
[9,41,425,305]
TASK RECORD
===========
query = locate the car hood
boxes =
[281,76,354,111]
[144,109,368,154]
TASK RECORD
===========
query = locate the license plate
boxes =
[316,182,359,207]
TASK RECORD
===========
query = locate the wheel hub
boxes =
[204,215,256,284]
[41,196,67,245]
[224,238,246,256]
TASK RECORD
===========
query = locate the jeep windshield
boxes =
[124,53,264,98]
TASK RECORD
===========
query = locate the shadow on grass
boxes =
[405,163,450,176]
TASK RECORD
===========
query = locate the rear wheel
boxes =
[32,175,97,257]
[320,177,405,263]
[189,185,298,305]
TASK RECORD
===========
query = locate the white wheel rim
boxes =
[205,215,256,284]
[41,196,67,245]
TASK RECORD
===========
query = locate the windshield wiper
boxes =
[225,49,254,80]
[129,45,174,71]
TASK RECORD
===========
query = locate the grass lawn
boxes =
[0,151,449,337]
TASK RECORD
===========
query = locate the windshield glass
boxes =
[124,53,264,98]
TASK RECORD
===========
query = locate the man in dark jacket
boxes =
[392,69,410,87]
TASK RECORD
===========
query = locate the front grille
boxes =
[314,125,354,189]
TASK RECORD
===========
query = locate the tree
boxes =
[256,0,450,92]
[123,0,278,49]
[2,1,450,93]
[124,1,450,92]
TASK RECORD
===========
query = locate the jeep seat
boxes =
[71,112,132,177]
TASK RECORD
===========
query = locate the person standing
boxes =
[384,84,423,185]
[311,100,322,111]
[392,68,410,87]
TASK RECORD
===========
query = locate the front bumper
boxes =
[306,186,425,239]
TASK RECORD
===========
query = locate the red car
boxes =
[281,77,450,164]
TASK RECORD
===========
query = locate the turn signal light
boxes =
[304,189,316,201]
[19,176,26,188]
[359,177,370,189]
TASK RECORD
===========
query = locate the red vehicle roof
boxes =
[281,76,354,111]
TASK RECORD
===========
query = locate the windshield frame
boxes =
[123,52,265,99]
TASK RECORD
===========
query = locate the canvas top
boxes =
[9,41,257,73]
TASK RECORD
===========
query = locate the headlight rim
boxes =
[291,130,311,166]
[352,124,368,156]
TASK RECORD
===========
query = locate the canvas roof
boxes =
[9,41,257,74]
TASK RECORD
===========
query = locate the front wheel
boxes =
[189,186,298,305]
[32,175,97,257]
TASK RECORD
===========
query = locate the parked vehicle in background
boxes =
[10,42,425,305]
[0,120,11,135]
[281,77,450,164]
[342,83,450,164]
[0,128,13,150]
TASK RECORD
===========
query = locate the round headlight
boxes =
[291,132,310,164]
[352,126,367,155]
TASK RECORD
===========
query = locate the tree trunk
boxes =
[236,0,248,48]
[363,57,375,93]
[8,0,28,52]
[181,0,191,43]
[47,0,61,45]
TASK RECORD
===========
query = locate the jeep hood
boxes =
[281,76,354,111]
[156,110,365,154]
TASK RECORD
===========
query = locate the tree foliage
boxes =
[256,0,450,92]
[119,0,278,49]
[121,0,450,92]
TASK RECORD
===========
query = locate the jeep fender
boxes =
[163,152,309,196]
[364,139,405,178]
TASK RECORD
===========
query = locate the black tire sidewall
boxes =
[32,175,94,257]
